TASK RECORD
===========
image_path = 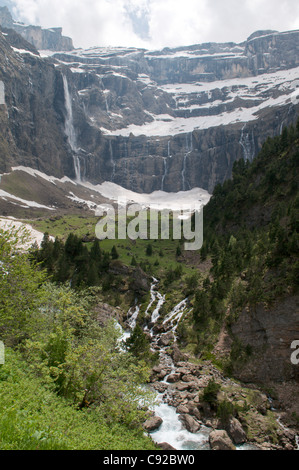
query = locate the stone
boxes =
[157,442,177,450]
[167,373,181,383]
[227,418,247,445]
[209,430,236,451]
[187,405,202,421]
[143,416,163,432]
[158,332,174,347]
[182,374,197,383]
[0,7,73,51]
[179,414,201,434]
[153,383,168,393]
[175,383,191,391]
[177,404,189,414]
[171,345,189,364]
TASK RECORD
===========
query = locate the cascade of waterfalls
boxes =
[161,157,167,191]
[104,93,109,113]
[127,303,140,330]
[162,298,190,338]
[124,278,261,450]
[239,123,255,162]
[168,140,171,158]
[62,74,81,182]
[109,140,116,181]
[161,140,172,191]
[181,132,193,191]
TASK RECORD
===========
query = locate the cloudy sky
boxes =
[3,0,299,50]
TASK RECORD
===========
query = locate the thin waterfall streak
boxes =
[239,123,255,162]
[181,132,193,191]
[161,157,167,191]
[62,74,81,182]
[109,140,116,181]
[127,303,140,330]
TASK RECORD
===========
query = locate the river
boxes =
[121,278,297,451]
[121,278,260,450]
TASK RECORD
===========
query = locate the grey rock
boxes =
[167,373,181,383]
[227,418,247,445]
[0,6,73,51]
[157,442,177,450]
[143,416,163,432]
[209,430,236,451]
[179,414,201,433]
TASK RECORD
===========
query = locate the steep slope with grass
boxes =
[180,120,299,424]
[0,227,157,450]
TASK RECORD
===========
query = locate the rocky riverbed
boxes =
[122,279,298,451]
[146,343,298,450]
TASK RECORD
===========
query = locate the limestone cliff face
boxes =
[1,23,299,193]
[0,7,73,51]
[231,296,299,384]
[0,29,76,176]
[51,29,299,193]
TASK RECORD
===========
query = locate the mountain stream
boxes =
[121,278,258,450]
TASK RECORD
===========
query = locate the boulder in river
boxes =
[143,416,163,432]
[179,414,201,433]
[226,417,247,445]
[209,430,236,450]
[157,442,177,450]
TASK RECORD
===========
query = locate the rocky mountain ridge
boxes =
[0,15,299,194]
[0,6,73,51]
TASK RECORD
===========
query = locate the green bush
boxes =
[202,379,221,407]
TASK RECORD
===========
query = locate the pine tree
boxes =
[176,244,182,257]
[146,243,153,256]
[90,239,101,263]
[111,245,119,260]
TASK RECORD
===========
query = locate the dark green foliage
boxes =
[31,233,114,289]
[124,324,158,365]
[192,119,299,355]
[146,243,153,256]
[202,379,221,408]
[111,245,119,260]
[163,264,183,287]
[131,256,137,266]
[176,244,182,257]
[216,400,236,426]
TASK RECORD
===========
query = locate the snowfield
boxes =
[1,167,211,214]
[0,217,53,248]
[102,66,299,137]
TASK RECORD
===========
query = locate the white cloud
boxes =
[8,0,299,50]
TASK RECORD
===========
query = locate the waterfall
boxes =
[127,303,140,330]
[104,93,109,114]
[181,132,193,191]
[161,140,172,191]
[162,298,190,337]
[120,279,267,451]
[143,278,166,329]
[239,123,255,162]
[161,157,167,191]
[62,74,81,182]
[145,278,159,316]
[109,140,116,182]
[140,282,212,450]
[150,291,165,325]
